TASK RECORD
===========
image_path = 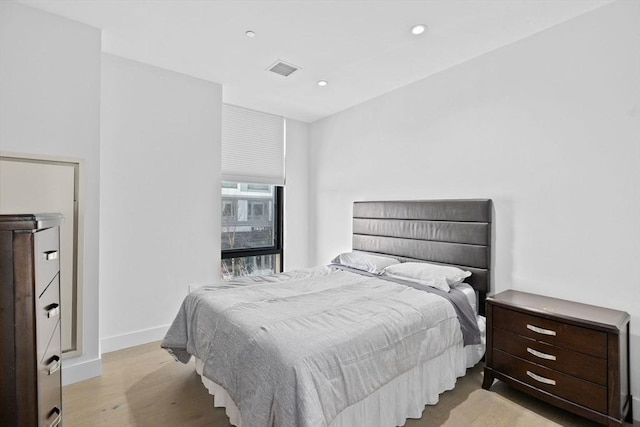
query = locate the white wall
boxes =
[310,0,640,417]
[0,2,102,384]
[284,119,311,271]
[100,54,222,352]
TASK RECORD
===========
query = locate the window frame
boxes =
[221,185,284,274]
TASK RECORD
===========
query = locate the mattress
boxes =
[455,283,478,313]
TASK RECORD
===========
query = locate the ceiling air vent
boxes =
[267,60,299,77]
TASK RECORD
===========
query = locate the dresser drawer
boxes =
[492,306,607,358]
[493,349,607,413]
[493,328,607,385]
[34,226,60,298]
[36,274,61,364]
[40,407,62,427]
[38,321,62,427]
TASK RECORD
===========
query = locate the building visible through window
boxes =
[221,182,283,279]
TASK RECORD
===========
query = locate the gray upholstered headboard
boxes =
[352,199,492,314]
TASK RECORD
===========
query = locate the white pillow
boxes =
[331,251,400,275]
[382,262,471,292]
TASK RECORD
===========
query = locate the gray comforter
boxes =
[162,267,474,427]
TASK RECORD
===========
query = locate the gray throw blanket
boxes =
[333,265,481,346]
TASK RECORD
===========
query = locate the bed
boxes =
[162,199,493,427]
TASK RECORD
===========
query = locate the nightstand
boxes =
[482,290,632,426]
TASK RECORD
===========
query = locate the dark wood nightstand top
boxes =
[488,290,630,333]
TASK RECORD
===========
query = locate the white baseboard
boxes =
[633,396,639,422]
[62,357,102,386]
[101,324,170,354]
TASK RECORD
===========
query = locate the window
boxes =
[221,182,283,279]
[247,183,270,192]
[222,200,236,217]
[248,201,266,220]
[220,105,285,280]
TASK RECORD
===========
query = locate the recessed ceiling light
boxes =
[410,24,427,35]
[317,80,328,87]
[245,30,256,38]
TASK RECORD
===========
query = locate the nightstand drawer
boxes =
[34,226,60,298]
[493,328,607,385]
[493,349,607,413]
[493,306,607,358]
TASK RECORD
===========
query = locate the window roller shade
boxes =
[222,104,285,185]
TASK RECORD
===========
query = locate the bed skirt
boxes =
[194,316,485,427]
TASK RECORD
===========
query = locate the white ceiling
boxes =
[16,0,612,123]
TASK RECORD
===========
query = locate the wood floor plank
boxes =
[63,342,638,426]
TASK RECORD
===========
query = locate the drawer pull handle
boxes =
[526,324,556,336]
[48,356,61,375]
[47,304,60,318]
[44,250,58,261]
[48,408,62,427]
[527,347,557,361]
[526,370,556,386]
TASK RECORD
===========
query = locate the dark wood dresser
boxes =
[1,213,64,427]
[483,290,632,426]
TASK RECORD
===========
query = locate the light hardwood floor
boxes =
[63,341,637,427]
